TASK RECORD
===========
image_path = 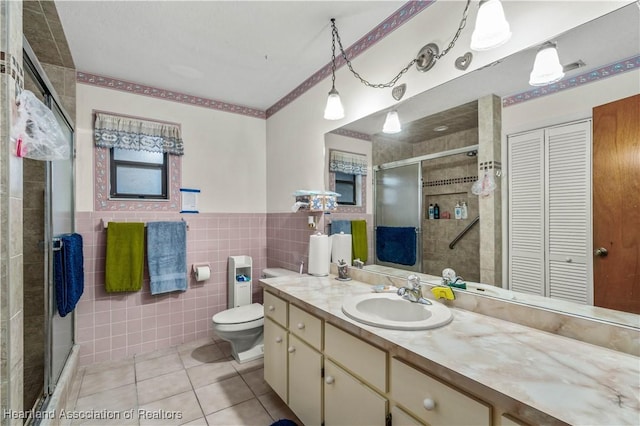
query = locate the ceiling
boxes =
[54,1,405,111]
[342,2,639,143]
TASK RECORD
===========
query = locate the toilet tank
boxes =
[262,268,299,278]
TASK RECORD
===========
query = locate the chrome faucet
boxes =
[397,274,431,305]
[353,259,365,269]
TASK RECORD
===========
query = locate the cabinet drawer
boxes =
[324,323,387,393]
[289,304,322,350]
[264,291,288,327]
[390,358,491,426]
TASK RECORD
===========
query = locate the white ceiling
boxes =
[55,0,405,110]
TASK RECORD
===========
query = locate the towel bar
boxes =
[52,237,63,251]
[101,218,189,230]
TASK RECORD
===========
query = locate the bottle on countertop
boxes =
[461,201,468,219]
[434,203,440,219]
[428,204,434,220]
[454,201,462,220]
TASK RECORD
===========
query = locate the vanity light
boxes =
[470,0,512,51]
[529,42,565,86]
[382,111,402,134]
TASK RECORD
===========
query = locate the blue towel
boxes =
[376,226,417,266]
[330,220,352,235]
[147,221,187,295]
[53,233,84,317]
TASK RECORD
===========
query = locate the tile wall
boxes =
[75,212,267,366]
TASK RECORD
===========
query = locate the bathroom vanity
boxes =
[260,273,639,426]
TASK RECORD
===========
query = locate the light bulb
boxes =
[529,42,565,86]
[382,111,401,134]
[470,0,511,51]
[324,87,345,120]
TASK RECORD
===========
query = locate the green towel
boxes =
[105,222,145,292]
[351,220,368,263]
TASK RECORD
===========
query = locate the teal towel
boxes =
[147,221,187,295]
[351,220,368,263]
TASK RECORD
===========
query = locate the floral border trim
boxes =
[503,55,640,108]
[265,0,435,118]
[94,146,182,211]
[330,128,373,141]
[77,71,266,119]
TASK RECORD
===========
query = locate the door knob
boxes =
[594,247,608,257]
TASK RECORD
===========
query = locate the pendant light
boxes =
[529,42,565,86]
[324,19,345,120]
[382,111,401,134]
[470,0,511,51]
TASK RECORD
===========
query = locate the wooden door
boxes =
[593,94,640,314]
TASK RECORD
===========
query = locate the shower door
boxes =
[46,99,75,393]
[374,163,422,272]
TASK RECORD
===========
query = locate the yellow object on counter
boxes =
[431,286,455,300]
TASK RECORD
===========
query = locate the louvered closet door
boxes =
[508,130,545,295]
[546,121,591,304]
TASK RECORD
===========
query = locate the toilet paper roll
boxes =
[194,266,211,281]
[308,234,330,276]
[331,233,352,266]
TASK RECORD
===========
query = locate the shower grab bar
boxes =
[449,216,480,250]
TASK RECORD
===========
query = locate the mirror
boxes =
[324,4,639,328]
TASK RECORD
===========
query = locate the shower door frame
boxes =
[23,37,77,399]
[373,144,480,273]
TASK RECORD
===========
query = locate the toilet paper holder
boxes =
[192,263,211,281]
[192,263,210,273]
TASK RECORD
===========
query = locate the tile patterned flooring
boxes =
[68,338,302,425]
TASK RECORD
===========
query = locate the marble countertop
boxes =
[260,274,640,425]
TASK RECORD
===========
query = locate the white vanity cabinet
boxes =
[390,357,491,426]
[264,317,288,402]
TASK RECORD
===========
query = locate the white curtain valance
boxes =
[93,113,184,155]
[329,150,368,175]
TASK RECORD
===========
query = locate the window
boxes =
[110,148,168,199]
[93,112,184,206]
[335,172,357,205]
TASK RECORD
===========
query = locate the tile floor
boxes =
[68,338,302,426]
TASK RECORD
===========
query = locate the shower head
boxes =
[466,150,478,157]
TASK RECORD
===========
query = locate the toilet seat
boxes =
[212,303,264,332]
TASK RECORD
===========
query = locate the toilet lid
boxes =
[212,303,263,324]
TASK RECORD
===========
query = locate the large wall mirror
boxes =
[324,3,639,328]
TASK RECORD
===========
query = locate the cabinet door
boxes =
[264,318,288,402]
[324,359,387,426]
[288,334,322,426]
[508,129,545,296]
[546,121,591,304]
[391,405,424,426]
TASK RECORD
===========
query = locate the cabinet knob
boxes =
[297,322,305,330]
[423,398,436,411]
[594,247,608,257]
[275,336,282,343]
[288,346,296,353]
[268,305,275,312]
[325,375,335,385]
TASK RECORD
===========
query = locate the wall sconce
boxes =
[382,110,402,134]
[470,0,512,51]
[323,0,511,125]
[529,42,565,86]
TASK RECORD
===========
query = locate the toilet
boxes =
[211,266,298,363]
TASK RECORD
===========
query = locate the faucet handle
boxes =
[407,274,420,288]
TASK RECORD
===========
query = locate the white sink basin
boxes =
[342,293,453,330]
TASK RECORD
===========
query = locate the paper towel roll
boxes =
[331,232,352,266]
[308,234,330,276]
[195,266,210,281]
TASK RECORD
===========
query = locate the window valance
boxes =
[94,112,184,155]
[329,150,368,175]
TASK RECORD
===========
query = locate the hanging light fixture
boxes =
[324,19,345,120]
[470,0,511,51]
[529,42,565,86]
[382,111,401,134]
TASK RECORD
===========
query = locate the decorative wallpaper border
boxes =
[94,146,182,211]
[266,1,435,118]
[77,72,266,119]
[503,55,640,108]
[423,175,476,187]
[330,128,373,141]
